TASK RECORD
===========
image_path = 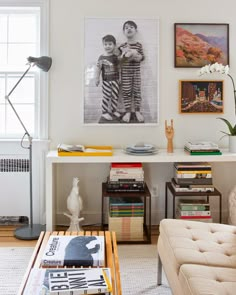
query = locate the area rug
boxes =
[0,247,34,295]
[118,244,172,295]
[0,245,172,295]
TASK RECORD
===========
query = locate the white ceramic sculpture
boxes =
[64,177,84,231]
[228,185,236,225]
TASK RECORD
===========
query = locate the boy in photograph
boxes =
[119,20,145,123]
[95,34,120,121]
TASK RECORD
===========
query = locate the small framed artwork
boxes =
[179,80,224,114]
[174,23,229,67]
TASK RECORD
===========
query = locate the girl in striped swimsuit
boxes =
[95,35,120,121]
[119,20,145,123]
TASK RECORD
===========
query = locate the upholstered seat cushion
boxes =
[160,219,236,273]
[179,264,236,295]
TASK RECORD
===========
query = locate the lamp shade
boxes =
[27,56,52,72]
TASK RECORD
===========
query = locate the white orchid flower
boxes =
[214,62,220,71]
[210,63,216,72]
[224,65,230,75]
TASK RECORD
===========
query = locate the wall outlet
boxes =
[152,186,158,197]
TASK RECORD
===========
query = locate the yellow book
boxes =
[58,144,113,156]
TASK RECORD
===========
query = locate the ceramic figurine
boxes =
[165,119,174,153]
[64,177,84,231]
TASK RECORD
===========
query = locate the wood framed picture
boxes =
[174,23,229,68]
[83,18,159,125]
[179,80,224,114]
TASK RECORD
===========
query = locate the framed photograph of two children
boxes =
[83,18,159,125]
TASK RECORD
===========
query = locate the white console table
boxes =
[46,149,236,230]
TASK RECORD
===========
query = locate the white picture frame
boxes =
[83,17,159,125]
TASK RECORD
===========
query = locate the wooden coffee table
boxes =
[18,231,122,295]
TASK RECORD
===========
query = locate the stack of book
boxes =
[108,197,144,241]
[109,197,144,217]
[23,235,112,294]
[184,141,222,155]
[106,162,145,192]
[176,199,212,222]
[24,267,112,295]
[173,162,213,188]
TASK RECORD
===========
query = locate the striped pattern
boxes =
[119,42,144,111]
[102,80,119,113]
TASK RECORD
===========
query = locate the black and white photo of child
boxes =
[84,18,159,125]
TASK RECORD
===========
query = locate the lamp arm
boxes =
[5,64,32,142]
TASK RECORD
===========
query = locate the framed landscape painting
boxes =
[175,23,229,67]
[179,80,224,114]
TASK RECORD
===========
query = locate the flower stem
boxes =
[227,74,236,116]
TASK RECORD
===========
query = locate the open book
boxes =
[57,144,113,156]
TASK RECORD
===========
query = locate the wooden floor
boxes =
[0,225,159,247]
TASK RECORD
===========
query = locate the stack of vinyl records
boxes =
[184,141,222,155]
[107,162,145,192]
[123,143,158,155]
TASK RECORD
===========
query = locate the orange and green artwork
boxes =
[175,23,229,67]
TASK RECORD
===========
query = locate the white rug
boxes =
[118,244,172,295]
[0,247,34,295]
[0,245,171,295]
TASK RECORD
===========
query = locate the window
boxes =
[0,0,49,139]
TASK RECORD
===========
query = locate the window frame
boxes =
[0,0,49,140]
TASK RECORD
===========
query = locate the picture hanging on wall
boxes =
[179,80,224,114]
[174,23,229,68]
[83,18,159,125]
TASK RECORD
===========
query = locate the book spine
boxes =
[178,210,211,216]
[173,187,214,192]
[174,178,213,185]
[176,215,211,219]
[175,170,212,174]
[175,173,212,178]
[111,162,142,168]
[179,205,210,211]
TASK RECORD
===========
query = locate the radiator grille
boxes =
[0,158,29,172]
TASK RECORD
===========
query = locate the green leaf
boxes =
[217,117,236,135]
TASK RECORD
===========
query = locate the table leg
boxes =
[165,182,168,218]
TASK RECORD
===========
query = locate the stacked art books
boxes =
[24,267,112,295]
[109,197,144,217]
[123,143,158,155]
[176,200,212,222]
[41,235,105,267]
[109,197,144,241]
[184,141,222,155]
[107,162,145,192]
[172,162,214,222]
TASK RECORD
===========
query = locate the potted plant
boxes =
[199,62,236,152]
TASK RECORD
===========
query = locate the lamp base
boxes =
[14,224,46,240]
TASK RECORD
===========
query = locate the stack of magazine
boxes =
[184,141,222,155]
[123,143,158,155]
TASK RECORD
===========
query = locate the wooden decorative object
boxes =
[165,119,174,153]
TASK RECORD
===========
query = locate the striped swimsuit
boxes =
[119,42,144,112]
[97,54,119,114]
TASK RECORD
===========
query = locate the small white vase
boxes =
[229,136,236,153]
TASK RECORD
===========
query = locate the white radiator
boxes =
[0,157,30,218]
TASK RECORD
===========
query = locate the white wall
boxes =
[49,0,236,225]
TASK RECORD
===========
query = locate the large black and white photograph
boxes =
[84,18,159,125]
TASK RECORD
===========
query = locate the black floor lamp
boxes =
[5,56,52,240]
